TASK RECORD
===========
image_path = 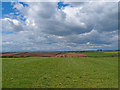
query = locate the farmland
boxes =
[2,51,118,88]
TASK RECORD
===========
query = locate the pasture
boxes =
[2,51,118,88]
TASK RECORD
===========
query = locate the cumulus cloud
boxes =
[2,18,25,32]
[2,1,118,52]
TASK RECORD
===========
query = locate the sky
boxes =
[1,1,118,52]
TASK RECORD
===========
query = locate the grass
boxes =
[81,51,118,57]
[2,51,118,88]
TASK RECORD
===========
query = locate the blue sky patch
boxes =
[57,2,70,9]
[2,2,15,17]
[2,31,14,34]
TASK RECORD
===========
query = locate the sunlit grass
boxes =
[2,51,118,88]
[103,51,118,54]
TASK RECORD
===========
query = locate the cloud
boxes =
[2,1,118,52]
[13,2,24,10]
[2,18,24,32]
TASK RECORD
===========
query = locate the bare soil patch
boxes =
[2,52,88,57]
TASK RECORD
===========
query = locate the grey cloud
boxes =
[2,2,118,51]
[2,18,24,32]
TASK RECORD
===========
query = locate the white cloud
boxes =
[2,2,118,52]
[13,2,24,10]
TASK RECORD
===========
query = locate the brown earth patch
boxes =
[55,53,88,57]
[2,52,88,57]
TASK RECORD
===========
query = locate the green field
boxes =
[2,51,118,88]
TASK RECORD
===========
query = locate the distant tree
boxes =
[97,49,102,51]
